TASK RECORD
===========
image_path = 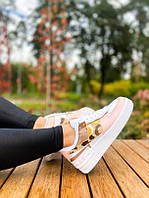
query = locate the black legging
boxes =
[0,96,63,170]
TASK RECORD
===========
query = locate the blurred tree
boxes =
[11,63,37,93]
[0,0,25,94]
[30,0,70,111]
[66,0,134,96]
[122,0,149,81]
[0,63,10,93]
[0,6,12,93]
[132,61,141,83]
[9,21,27,94]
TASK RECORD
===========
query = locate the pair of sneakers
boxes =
[44,97,133,174]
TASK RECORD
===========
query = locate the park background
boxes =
[0,0,149,139]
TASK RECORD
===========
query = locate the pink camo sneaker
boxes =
[44,107,94,161]
[61,97,133,174]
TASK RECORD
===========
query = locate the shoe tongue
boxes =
[70,118,79,147]
[60,118,79,152]
[70,118,79,129]
[54,115,66,127]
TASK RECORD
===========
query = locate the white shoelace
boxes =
[44,108,94,128]
[79,106,108,124]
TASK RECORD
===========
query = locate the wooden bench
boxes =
[0,139,148,198]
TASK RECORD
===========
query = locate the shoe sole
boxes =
[72,98,133,174]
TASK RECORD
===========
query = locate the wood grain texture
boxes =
[0,140,148,198]
[0,159,40,198]
[88,158,123,198]
[103,145,149,198]
[122,139,149,162]
[60,158,90,198]
[28,157,62,198]
[0,169,13,188]
[112,140,149,186]
[137,139,149,149]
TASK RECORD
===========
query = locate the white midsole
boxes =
[72,98,133,174]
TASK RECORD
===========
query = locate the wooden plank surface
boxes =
[122,139,149,162]
[0,169,14,188]
[60,157,90,198]
[103,145,149,198]
[88,158,123,198]
[112,140,149,186]
[0,140,148,198]
[137,139,149,149]
[28,157,62,198]
[0,159,40,198]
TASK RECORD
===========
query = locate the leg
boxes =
[0,96,39,128]
[0,96,89,130]
[0,126,63,170]
[0,123,75,170]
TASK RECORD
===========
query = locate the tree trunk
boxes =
[17,63,22,94]
[5,17,12,93]
[46,0,53,113]
[99,64,105,97]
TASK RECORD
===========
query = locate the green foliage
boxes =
[11,63,37,93]
[17,102,46,115]
[130,81,149,95]
[54,101,77,112]
[104,80,131,97]
[90,80,131,96]
[119,89,149,139]
[90,80,101,95]
[89,79,149,97]
[118,112,147,139]
[59,92,82,101]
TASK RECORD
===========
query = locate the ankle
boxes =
[62,122,75,148]
[33,117,46,129]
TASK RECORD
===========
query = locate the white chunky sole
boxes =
[72,98,133,174]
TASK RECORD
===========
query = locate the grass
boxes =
[2,92,147,139]
[2,92,115,113]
